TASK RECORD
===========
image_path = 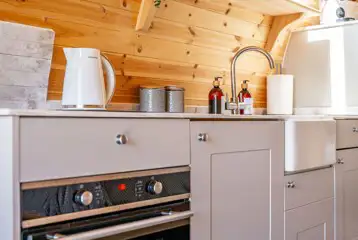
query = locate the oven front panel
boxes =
[22,201,191,240]
[22,170,190,220]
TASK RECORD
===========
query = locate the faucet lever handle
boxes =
[225,101,238,111]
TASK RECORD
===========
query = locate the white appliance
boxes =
[62,48,116,110]
[284,21,358,114]
[285,119,336,173]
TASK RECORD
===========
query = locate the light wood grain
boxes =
[270,15,319,61]
[0,0,318,108]
[136,0,161,31]
[265,13,303,53]
[174,0,273,26]
[230,0,320,15]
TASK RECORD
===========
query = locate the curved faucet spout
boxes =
[230,46,275,114]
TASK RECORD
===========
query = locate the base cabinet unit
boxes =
[284,168,335,240]
[336,149,358,240]
[285,198,334,240]
[190,121,285,240]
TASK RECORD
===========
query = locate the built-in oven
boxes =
[21,167,191,240]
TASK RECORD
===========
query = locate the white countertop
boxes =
[0,108,341,120]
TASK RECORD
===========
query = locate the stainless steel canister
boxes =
[166,86,185,113]
[140,86,166,112]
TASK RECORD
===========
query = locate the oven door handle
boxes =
[46,211,193,240]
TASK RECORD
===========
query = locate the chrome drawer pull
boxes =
[353,127,358,133]
[116,134,128,145]
[337,158,345,164]
[287,181,296,188]
[198,133,208,142]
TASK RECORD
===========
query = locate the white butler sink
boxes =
[285,118,336,173]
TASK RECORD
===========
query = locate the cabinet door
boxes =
[336,149,358,240]
[285,198,334,240]
[190,121,284,240]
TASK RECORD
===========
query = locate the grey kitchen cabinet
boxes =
[19,118,190,182]
[336,120,358,149]
[285,198,334,240]
[190,121,285,240]
[284,168,334,240]
[285,168,334,211]
[336,149,358,240]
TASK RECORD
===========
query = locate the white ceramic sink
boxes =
[285,119,336,173]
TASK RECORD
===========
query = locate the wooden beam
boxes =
[266,13,319,62]
[135,0,162,32]
[265,13,303,53]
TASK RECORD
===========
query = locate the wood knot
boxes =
[188,27,196,37]
[137,46,143,53]
[101,5,106,14]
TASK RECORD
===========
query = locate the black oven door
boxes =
[23,201,192,240]
[128,225,189,240]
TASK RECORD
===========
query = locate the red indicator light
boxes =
[118,183,127,191]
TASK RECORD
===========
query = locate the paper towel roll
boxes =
[267,75,294,115]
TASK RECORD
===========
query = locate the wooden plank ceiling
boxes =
[0,0,280,107]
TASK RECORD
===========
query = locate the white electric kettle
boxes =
[62,48,116,110]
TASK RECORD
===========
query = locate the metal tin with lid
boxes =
[140,86,166,112]
[166,86,185,113]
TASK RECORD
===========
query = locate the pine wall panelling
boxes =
[0,0,291,108]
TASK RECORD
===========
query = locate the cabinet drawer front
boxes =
[285,168,334,210]
[285,198,334,240]
[337,120,358,149]
[20,118,190,182]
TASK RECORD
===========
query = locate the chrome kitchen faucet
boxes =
[228,46,275,114]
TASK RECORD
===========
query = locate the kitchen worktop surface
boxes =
[0,108,341,120]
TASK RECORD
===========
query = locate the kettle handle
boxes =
[101,54,116,106]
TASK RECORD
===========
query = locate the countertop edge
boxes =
[0,109,340,120]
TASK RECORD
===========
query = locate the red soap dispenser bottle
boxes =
[238,80,253,115]
[209,77,224,114]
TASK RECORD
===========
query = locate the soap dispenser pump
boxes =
[238,80,253,115]
[208,77,224,114]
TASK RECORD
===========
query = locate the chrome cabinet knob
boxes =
[337,158,345,164]
[198,133,208,142]
[287,181,296,188]
[116,134,128,145]
[353,127,358,133]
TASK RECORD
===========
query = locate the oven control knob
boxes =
[147,180,163,195]
[74,190,93,206]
